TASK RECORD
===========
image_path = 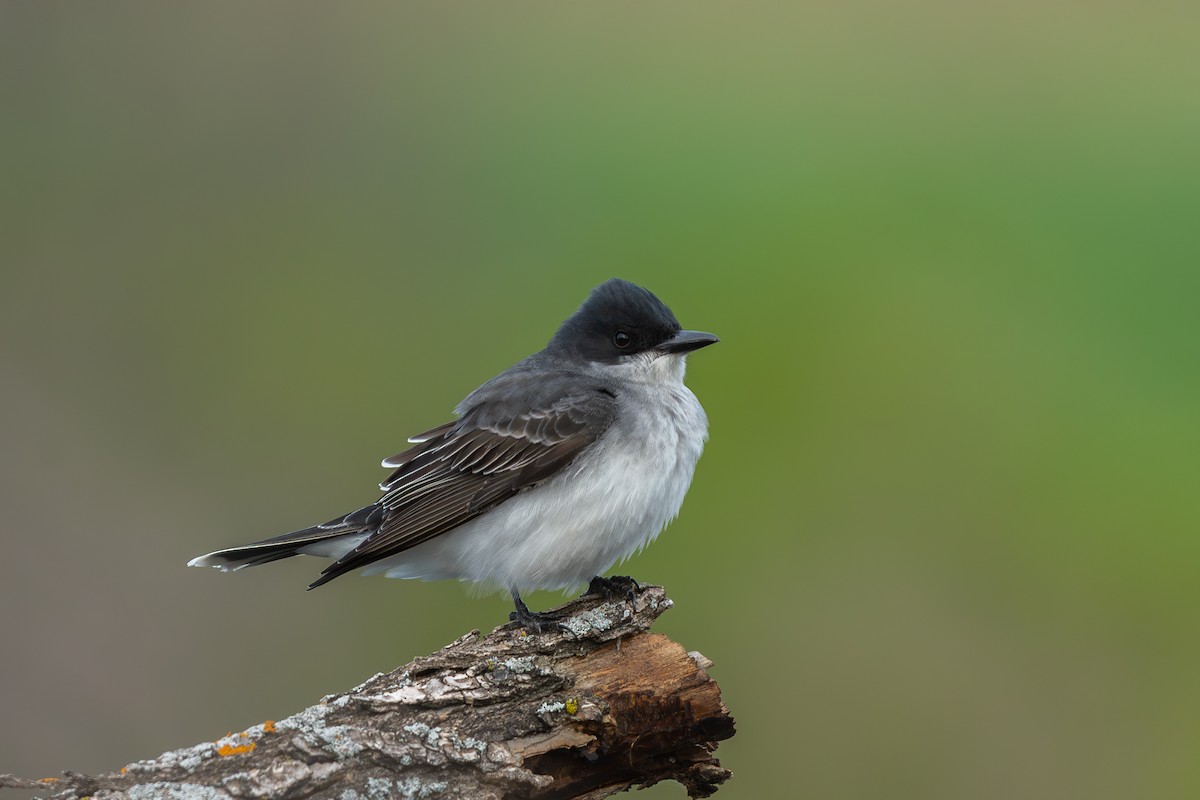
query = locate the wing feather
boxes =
[308,377,615,589]
[381,421,458,467]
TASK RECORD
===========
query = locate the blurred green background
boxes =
[2,2,1198,798]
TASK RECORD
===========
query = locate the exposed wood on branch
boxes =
[2,585,734,799]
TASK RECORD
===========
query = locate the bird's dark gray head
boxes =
[548,278,718,364]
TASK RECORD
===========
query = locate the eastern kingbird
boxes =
[189,278,717,630]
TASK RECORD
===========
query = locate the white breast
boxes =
[366,354,709,594]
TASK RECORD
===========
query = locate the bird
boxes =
[188,278,718,631]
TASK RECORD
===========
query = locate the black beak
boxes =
[661,329,720,354]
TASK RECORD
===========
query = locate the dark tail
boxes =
[187,506,380,576]
[187,535,317,571]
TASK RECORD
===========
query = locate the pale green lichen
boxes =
[402,722,442,748]
[458,735,487,756]
[537,700,565,715]
[396,776,448,798]
[367,777,395,799]
[125,741,217,775]
[560,605,623,637]
[322,725,366,758]
[491,655,538,683]
[124,782,230,800]
[402,722,486,762]
[276,700,333,732]
[501,656,537,673]
[353,776,446,800]
[275,700,363,758]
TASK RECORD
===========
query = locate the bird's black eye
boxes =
[613,330,632,349]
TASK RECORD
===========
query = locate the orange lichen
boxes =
[39,778,58,783]
[216,742,257,757]
[263,720,277,733]
[120,767,128,774]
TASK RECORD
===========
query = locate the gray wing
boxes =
[308,374,616,588]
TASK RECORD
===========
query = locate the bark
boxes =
[2,584,734,799]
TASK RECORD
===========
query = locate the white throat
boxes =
[600,352,688,387]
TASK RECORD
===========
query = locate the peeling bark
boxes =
[2,585,734,799]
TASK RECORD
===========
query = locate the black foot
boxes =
[508,589,569,634]
[585,575,641,603]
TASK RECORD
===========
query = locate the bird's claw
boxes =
[508,591,571,634]
[586,574,641,604]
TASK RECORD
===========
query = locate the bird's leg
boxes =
[585,575,641,603]
[508,588,568,633]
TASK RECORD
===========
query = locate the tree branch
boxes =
[2,584,735,799]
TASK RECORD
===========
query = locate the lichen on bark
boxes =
[1,584,734,800]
